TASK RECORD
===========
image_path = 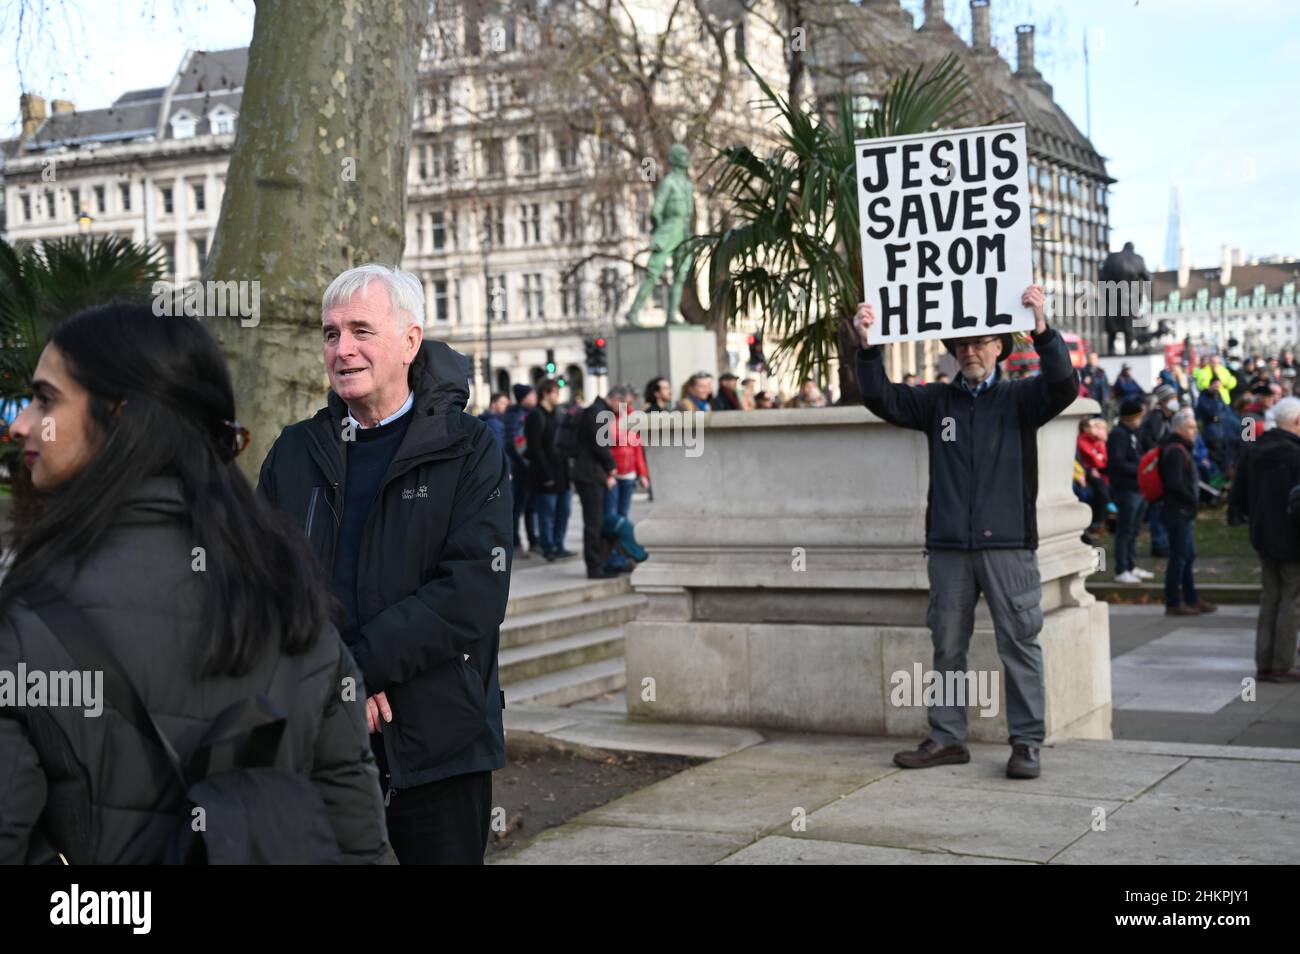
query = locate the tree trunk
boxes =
[206,0,424,482]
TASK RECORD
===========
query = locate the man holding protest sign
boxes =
[852,289,1077,779]
[849,121,1078,780]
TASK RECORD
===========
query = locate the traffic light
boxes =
[545,348,557,376]
[747,331,765,371]
[585,336,608,374]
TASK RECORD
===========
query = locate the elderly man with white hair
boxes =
[1230,396,1300,681]
[257,264,512,864]
[1157,408,1217,617]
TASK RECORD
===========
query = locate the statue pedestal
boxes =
[624,399,1112,742]
[610,325,718,395]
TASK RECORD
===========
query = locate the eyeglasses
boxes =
[953,337,998,352]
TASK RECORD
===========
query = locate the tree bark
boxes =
[206,0,424,481]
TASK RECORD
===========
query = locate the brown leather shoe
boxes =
[1007,744,1041,779]
[893,739,970,769]
[1258,668,1300,683]
[1191,600,1218,614]
[1166,605,1201,616]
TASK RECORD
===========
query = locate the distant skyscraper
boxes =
[1164,186,1181,272]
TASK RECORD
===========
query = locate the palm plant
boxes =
[691,53,982,402]
[0,234,164,527]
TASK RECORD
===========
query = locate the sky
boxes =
[2,0,1297,270]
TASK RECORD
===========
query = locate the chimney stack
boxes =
[922,0,947,30]
[1177,245,1189,290]
[971,0,992,52]
[1015,24,1039,76]
[51,99,75,115]
[19,93,46,139]
[1221,244,1233,287]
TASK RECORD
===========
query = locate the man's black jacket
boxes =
[1157,432,1198,519]
[1107,420,1143,493]
[856,327,1078,551]
[524,405,569,492]
[572,396,617,486]
[1228,427,1300,562]
[257,340,512,790]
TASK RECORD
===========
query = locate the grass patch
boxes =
[1091,507,1260,585]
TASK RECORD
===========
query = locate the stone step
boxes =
[500,592,646,649]
[499,626,625,685]
[506,573,631,618]
[504,656,627,708]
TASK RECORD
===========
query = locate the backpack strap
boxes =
[24,582,189,788]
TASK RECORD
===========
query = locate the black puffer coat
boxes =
[0,478,393,864]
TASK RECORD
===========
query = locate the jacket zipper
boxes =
[968,395,976,548]
[304,487,321,538]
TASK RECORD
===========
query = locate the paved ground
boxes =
[1108,604,1300,748]
[491,733,1300,864]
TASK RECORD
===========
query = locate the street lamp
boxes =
[1203,268,1227,353]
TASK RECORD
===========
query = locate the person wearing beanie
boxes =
[1138,383,1181,558]
[1109,397,1154,583]
[504,383,539,555]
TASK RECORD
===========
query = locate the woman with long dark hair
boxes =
[0,303,393,863]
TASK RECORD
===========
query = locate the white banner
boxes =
[855,122,1034,344]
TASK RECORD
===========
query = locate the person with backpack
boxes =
[1108,398,1153,584]
[258,265,512,865]
[1156,409,1217,617]
[525,378,573,561]
[0,303,394,864]
[1139,383,1181,558]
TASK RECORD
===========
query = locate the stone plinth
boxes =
[624,398,1112,742]
[610,325,717,393]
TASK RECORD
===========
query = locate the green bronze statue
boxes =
[625,143,695,327]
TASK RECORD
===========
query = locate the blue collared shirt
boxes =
[344,390,414,429]
[959,366,1000,397]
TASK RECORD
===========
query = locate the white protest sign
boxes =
[855,122,1034,344]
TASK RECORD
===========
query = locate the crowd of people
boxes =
[1070,346,1300,679]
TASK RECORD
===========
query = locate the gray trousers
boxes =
[1257,558,1300,674]
[925,548,1046,747]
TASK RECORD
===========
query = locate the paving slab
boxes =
[793,775,1119,863]
[1052,802,1299,865]
[491,822,751,865]
[581,758,882,838]
[1069,738,1300,762]
[545,718,764,760]
[502,705,588,736]
[718,835,1032,865]
[1138,757,1300,815]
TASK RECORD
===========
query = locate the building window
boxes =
[120,182,132,212]
[414,213,425,252]
[480,138,505,177]
[192,182,206,212]
[522,273,544,320]
[45,191,56,218]
[561,267,582,317]
[733,18,746,58]
[19,193,31,222]
[518,134,540,174]
[597,136,616,163]
[431,277,450,323]
[520,203,541,244]
[93,185,106,214]
[162,240,175,276]
[556,199,580,241]
[594,197,617,239]
[194,236,208,270]
[599,267,622,315]
[557,132,579,170]
[486,80,509,112]
[160,187,174,215]
[171,112,196,139]
[69,188,81,216]
[482,204,505,246]
[211,110,235,135]
[487,274,508,322]
[431,210,448,250]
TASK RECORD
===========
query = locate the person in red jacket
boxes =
[1077,416,1111,535]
